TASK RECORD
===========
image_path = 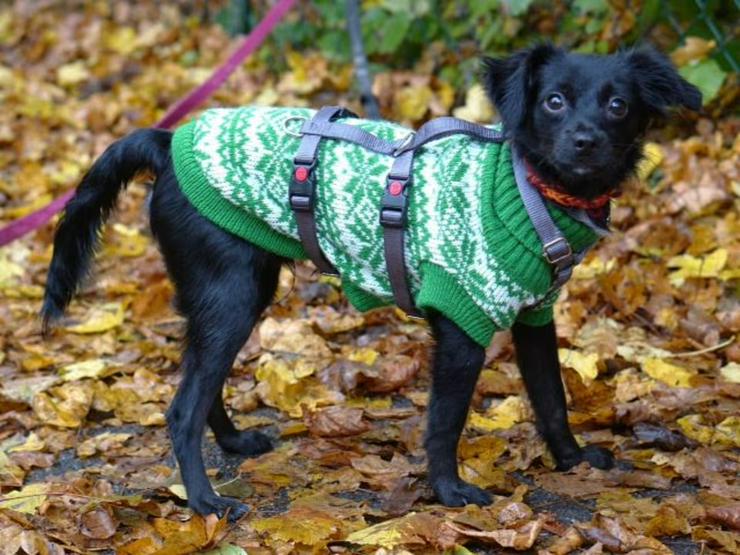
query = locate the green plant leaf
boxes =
[679,58,727,103]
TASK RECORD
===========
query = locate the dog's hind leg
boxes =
[207,393,272,455]
[511,321,614,470]
[150,168,282,520]
[425,313,492,507]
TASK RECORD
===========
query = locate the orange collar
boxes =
[525,163,619,211]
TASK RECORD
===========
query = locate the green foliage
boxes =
[244,0,734,102]
[679,58,727,103]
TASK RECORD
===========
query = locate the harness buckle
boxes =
[542,237,573,265]
[380,176,410,228]
[289,160,317,212]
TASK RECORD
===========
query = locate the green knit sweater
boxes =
[171,107,598,347]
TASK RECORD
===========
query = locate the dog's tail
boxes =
[42,128,172,329]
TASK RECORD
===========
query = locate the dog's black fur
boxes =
[42,45,700,521]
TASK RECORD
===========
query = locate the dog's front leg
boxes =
[511,321,614,470]
[425,313,492,506]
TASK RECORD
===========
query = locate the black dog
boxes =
[42,45,701,520]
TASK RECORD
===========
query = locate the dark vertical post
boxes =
[346,0,381,119]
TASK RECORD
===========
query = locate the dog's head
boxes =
[482,45,702,198]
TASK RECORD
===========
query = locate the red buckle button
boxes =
[389,180,403,196]
[294,166,309,182]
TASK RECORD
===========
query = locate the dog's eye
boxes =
[544,93,566,113]
[607,97,628,118]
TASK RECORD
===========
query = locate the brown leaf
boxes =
[79,506,117,539]
[445,517,544,550]
[304,406,370,437]
[364,354,420,393]
[380,477,421,516]
[706,504,740,531]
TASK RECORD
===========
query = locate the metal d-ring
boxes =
[283,115,308,137]
[393,131,416,156]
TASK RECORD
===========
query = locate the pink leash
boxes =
[0,0,296,247]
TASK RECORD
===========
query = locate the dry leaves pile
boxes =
[1,2,738,554]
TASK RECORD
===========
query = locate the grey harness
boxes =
[288,106,586,317]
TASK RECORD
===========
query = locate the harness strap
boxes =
[290,106,358,275]
[290,107,584,319]
[300,120,401,155]
[378,119,503,317]
[395,117,505,155]
[511,147,580,309]
[379,150,421,317]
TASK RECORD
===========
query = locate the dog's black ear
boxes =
[481,44,559,132]
[627,46,703,113]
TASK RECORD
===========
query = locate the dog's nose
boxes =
[573,131,597,153]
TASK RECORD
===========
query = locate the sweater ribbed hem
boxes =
[416,263,496,347]
[515,304,554,326]
[343,282,388,312]
[172,121,307,260]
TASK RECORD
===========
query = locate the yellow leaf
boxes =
[0,249,24,286]
[572,256,616,279]
[459,456,507,490]
[32,382,94,428]
[252,507,343,545]
[168,484,188,500]
[59,359,111,381]
[259,318,331,358]
[57,61,89,86]
[558,349,599,382]
[452,84,495,123]
[1,194,52,218]
[468,395,526,432]
[103,223,148,258]
[395,85,433,121]
[21,354,56,372]
[636,142,664,181]
[8,433,45,453]
[348,348,378,366]
[0,451,25,486]
[642,358,695,388]
[667,248,727,286]
[104,26,138,55]
[720,362,740,383]
[345,521,404,548]
[77,432,133,458]
[255,355,341,417]
[0,483,47,514]
[671,37,716,66]
[676,414,714,445]
[66,302,125,334]
[715,416,740,448]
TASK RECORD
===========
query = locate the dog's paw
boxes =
[218,430,273,457]
[556,445,615,471]
[581,445,615,469]
[189,494,249,523]
[432,477,492,507]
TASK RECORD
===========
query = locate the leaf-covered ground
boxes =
[0,3,738,554]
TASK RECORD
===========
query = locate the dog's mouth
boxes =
[570,164,595,177]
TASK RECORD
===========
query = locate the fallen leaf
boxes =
[79,506,118,539]
[667,248,727,286]
[641,358,696,388]
[59,359,113,381]
[0,482,47,514]
[304,406,370,437]
[65,302,125,334]
[452,84,495,123]
[559,349,600,382]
